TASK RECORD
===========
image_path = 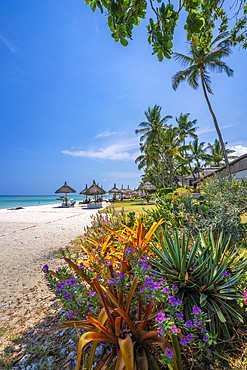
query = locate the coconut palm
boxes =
[189,138,207,168]
[176,113,198,179]
[205,139,237,167]
[172,32,234,173]
[135,143,167,186]
[161,127,187,191]
[135,105,172,187]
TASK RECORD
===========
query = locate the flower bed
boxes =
[40,207,247,369]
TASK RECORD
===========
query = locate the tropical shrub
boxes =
[146,193,184,230]
[149,230,247,340]
[43,251,212,370]
[82,205,126,246]
[158,187,173,197]
[148,173,247,244]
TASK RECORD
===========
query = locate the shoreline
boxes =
[0,203,106,353]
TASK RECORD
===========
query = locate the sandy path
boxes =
[0,203,104,351]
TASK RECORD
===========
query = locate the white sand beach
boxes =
[0,203,105,350]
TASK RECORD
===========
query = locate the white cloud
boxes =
[230,145,247,157]
[95,131,117,139]
[197,124,236,135]
[106,172,141,179]
[62,138,139,161]
[0,34,17,53]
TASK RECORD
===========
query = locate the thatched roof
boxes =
[55,181,76,194]
[84,180,106,195]
[120,185,133,194]
[139,181,157,191]
[108,183,121,194]
[79,184,88,194]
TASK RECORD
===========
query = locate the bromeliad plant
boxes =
[149,229,247,340]
[49,256,179,370]
[105,218,164,256]
[43,249,213,370]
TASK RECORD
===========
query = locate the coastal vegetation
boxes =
[38,172,247,369]
[135,104,237,189]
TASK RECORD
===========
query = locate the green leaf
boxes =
[200,293,207,305]
[157,50,163,62]
[120,38,128,46]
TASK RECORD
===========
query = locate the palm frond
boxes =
[187,68,200,90]
[172,65,198,90]
[202,72,213,94]
[160,115,173,125]
[172,52,193,67]
[137,121,150,128]
[206,60,234,77]
[205,45,232,63]
[210,32,230,48]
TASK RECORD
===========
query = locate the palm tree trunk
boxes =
[184,139,196,180]
[200,70,231,175]
[155,133,165,187]
[168,156,175,191]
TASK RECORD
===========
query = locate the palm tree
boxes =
[205,139,237,167]
[176,113,198,180]
[172,32,234,174]
[135,143,167,186]
[135,105,172,187]
[189,138,207,168]
[161,127,186,191]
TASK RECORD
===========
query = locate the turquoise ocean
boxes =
[0,195,112,209]
[0,195,87,209]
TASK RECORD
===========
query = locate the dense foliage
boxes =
[41,185,247,369]
[84,0,247,60]
[148,174,247,243]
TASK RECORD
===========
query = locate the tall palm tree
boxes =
[135,143,167,186]
[172,32,234,174]
[189,138,207,168]
[161,127,186,191]
[135,105,172,187]
[205,139,237,167]
[176,113,198,180]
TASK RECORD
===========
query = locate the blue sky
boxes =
[0,0,246,195]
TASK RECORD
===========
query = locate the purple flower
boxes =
[192,306,202,315]
[89,292,96,298]
[185,320,193,327]
[176,313,184,320]
[42,265,49,271]
[180,337,187,346]
[170,325,178,334]
[156,312,166,323]
[164,348,174,360]
[222,271,232,277]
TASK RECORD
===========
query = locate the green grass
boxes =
[102,201,156,215]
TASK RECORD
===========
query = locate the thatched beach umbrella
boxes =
[139,181,157,191]
[139,181,157,202]
[55,181,76,206]
[84,180,106,202]
[108,183,121,201]
[120,185,133,200]
[80,184,88,201]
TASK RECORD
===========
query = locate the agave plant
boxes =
[149,230,246,340]
[49,255,182,370]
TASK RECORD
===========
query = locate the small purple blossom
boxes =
[42,264,49,271]
[164,348,174,360]
[222,271,232,277]
[192,306,202,315]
